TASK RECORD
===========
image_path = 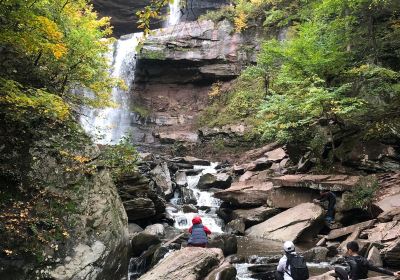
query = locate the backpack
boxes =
[285,254,309,280]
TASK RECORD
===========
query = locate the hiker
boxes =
[334,241,400,280]
[314,190,336,224]
[187,216,211,248]
[275,241,309,280]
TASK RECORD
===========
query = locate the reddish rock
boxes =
[239,171,254,182]
[265,147,287,162]
[326,220,375,240]
[367,221,400,243]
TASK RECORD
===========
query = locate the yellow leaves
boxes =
[62,231,70,239]
[35,16,63,41]
[73,155,90,163]
[234,11,248,32]
[51,43,68,59]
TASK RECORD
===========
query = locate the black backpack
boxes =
[285,254,309,280]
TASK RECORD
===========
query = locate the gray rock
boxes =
[383,237,400,267]
[246,203,324,242]
[144,224,165,238]
[205,261,237,280]
[209,234,238,256]
[303,247,329,263]
[128,223,143,237]
[231,206,281,228]
[265,148,288,162]
[225,219,246,235]
[150,162,173,198]
[197,173,232,190]
[124,198,156,221]
[367,246,383,267]
[131,232,161,257]
[182,204,198,213]
[175,171,188,188]
[139,247,223,280]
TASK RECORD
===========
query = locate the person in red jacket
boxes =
[188,216,211,248]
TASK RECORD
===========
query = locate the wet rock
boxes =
[246,157,273,171]
[383,237,400,267]
[367,246,383,267]
[270,175,360,192]
[205,261,237,280]
[197,173,232,190]
[326,220,375,240]
[175,171,188,188]
[150,246,170,267]
[131,232,161,257]
[225,219,246,235]
[183,169,203,176]
[303,247,329,263]
[214,181,274,207]
[128,223,144,237]
[139,247,223,280]
[180,187,197,205]
[144,224,165,238]
[226,255,245,264]
[150,162,173,198]
[247,263,277,273]
[182,204,198,213]
[180,156,211,166]
[231,206,281,228]
[326,241,340,257]
[209,234,238,256]
[245,203,324,242]
[124,198,156,221]
[265,148,288,162]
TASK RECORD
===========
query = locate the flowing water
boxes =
[165,0,181,27]
[80,33,142,144]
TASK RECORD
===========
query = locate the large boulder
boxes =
[383,237,400,267]
[197,173,232,190]
[208,234,238,256]
[225,219,246,235]
[175,171,188,188]
[231,206,281,227]
[374,173,400,212]
[150,162,174,198]
[124,198,156,221]
[326,220,376,240]
[267,187,318,208]
[205,261,237,280]
[138,247,223,280]
[245,203,324,242]
[214,180,274,207]
[131,232,161,257]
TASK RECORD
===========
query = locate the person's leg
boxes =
[334,267,349,280]
[274,271,284,280]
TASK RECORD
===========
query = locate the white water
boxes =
[80,33,142,144]
[165,0,181,27]
[168,163,224,233]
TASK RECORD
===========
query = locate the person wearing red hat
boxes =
[188,216,211,248]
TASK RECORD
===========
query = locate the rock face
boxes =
[150,162,174,197]
[93,0,230,36]
[231,206,281,227]
[270,175,360,191]
[198,173,232,189]
[0,123,129,280]
[245,203,324,242]
[139,247,224,280]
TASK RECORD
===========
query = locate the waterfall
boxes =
[80,33,142,145]
[165,0,181,27]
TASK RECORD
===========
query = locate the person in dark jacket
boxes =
[335,241,400,280]
[188,216,211,248]
[314,190,336,223]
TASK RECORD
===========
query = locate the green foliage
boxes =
[100,137,139,181]
[349,176,379,210]
[0,0,117,123]
[200,5,236,23]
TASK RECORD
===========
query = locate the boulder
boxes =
[175,171,188,188]
[367,221,400,243]
[338,229,361,254]
[138,247,223,280]
[158,131,199,144]
[245,203,324,242]
[246,157,273,171]
[205,261,237,280]
[197,173,232,190]
[367,246,383,267]
[231,206,281,228]
[180,187,197,205]
[267,187,318,208]
[270,175,360,191]
[225,219,246,235]
[374,173,400,213]
[209,234,238,256]
[239,171,254,182]
[150,162,173,198]
[377,208,400,223]
[240,142,280,163]
[128,223,144,237]
[214,181,274,207]
[181,156,211,166]
[144,224,165,238]
[303,247,329,263]
[182,204,198,213]
[383,237,400,267]
[131,232,161,257]
[265,148,287,162]
[124,198,156,221]
[326,220,376,240]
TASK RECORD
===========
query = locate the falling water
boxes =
[165,0,181,27]
[80,33,142,145]
[168,163,224,233]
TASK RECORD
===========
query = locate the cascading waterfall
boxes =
[80,33,142,145]
[168,163,224,233]
[165,0,181,27]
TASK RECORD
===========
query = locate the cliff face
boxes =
[132,20,260,151]
[0,120,129,280]
[92,0,230,36]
